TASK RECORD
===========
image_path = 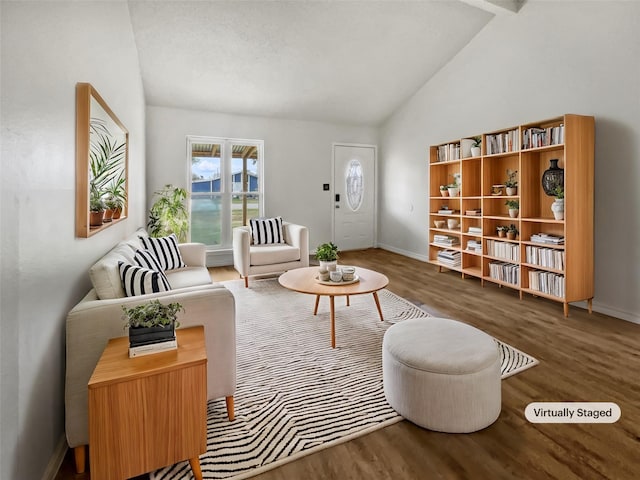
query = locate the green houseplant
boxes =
[316,242,339,271]
[148,184,189,242]
[506,224,519,240]
[552,185,565,220]
[471,136,482,156]
[89,185,105,227]
[496,225,507,238]
[505,169,518,195]
[505,199,519,218]
[122,300,184,348]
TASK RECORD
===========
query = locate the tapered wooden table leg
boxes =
[314,295,320,315]
[373,292,384,321]
[189,457,203,480]
[330,295,336,348]
[346,295,350,306]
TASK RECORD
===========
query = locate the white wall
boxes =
[146,106,378,257]
[0,2,146,479]
[379,0,640,322]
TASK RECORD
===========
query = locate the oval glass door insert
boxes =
[345,159,364,211]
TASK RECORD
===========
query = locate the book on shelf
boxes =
[466,240,482,253]
[437,143,461,162]
[528,269,565,297]
[486,129,519,155]
[467,226,482,235]
[465,209,481,216]
[526,245,565,270]
[437,250,461,266]
[530,233,565,244]
[522,124,564,149]
[488,261,520,286]
[437,209,458,215]
[129,338,178,358]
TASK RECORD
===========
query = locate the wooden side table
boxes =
[88,326,207,480]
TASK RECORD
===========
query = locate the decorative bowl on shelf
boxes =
[434,220,445,228]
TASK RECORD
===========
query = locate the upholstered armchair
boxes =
[233,219,309,287]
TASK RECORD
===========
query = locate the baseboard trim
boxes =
[376,244,640,325]
[42,434,67,480]
[588,301,640,324]
[376,243,428,263]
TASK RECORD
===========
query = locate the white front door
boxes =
[333,144,376,251]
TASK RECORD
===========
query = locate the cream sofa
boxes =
[65,229,236,473]
[233,221,309,287]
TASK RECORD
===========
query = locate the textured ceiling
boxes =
[128,1,494,126]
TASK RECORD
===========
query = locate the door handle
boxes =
[335,194,340,202]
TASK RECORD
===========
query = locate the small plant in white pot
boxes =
[505,169,518,195]
[316,242,339,271]
[471,136,481,157]
[505,199,519,218]
[551,186,564,220]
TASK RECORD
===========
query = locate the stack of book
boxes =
[467,226,482,236]
[525,246,565,270]
[486,129,519,155]
[437,143,461,162]
[433,235,459,247]
[486,239,520,262]
[466,239,482,253]
[529,270,565,298]
[522,124,564,149]
[488,261,520,286]
[437,250,461,267]
[437,208,457,215]
[530,233,565,245]
[465,208,481,216]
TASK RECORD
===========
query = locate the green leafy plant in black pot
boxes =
[122,300,184,348]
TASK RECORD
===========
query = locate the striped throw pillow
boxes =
[134,249,164,272]
[139,234,186,271]
[118,262,171,297]
[250,216,285,245]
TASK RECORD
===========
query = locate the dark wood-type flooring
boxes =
[56,249,639,480]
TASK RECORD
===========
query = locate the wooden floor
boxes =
[56,249,639,480]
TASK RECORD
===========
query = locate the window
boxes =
[187,136,263,248]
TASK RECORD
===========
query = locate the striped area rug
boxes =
[151,278,537,480]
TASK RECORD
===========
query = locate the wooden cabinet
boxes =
[88,326,207,480]
[428,114,594,316]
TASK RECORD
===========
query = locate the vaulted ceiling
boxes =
[128,1,522,126]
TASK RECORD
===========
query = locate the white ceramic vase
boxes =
[471,146,481,157]
[447,186,460,197]
[319,260,337,272]
[551,199,564,220]
[508,209,519,218]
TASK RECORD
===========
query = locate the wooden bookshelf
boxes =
[428,114,594,316]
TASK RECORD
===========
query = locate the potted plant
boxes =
[505,169,518,195]
[471,136,481,157]
[505,199,519,218]
[506,224,519,240]
[122,300,183,349]
[316,242,339,271]
[148,184,189,242]
[551,185,564,220]
[105,173,126,220]
[496,225,507,238]
[439,184,449,197]
[89,185,105,227]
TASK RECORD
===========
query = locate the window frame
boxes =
[186,135,264,249]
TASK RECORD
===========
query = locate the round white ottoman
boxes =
[382,317,501,433]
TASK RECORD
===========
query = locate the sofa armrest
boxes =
[178,242,206,267]
[283,222,309,265]
[233,226,252,275]
[65,283,235,448]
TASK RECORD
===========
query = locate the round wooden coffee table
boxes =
[278,266,389,348]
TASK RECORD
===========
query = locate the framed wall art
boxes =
[75,82,128,237]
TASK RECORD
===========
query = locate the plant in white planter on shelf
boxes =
[316,242,339,271]
[471,136,481,157]
[551,186,564,220]
[505,169,518,195]
[505,199,519,218]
